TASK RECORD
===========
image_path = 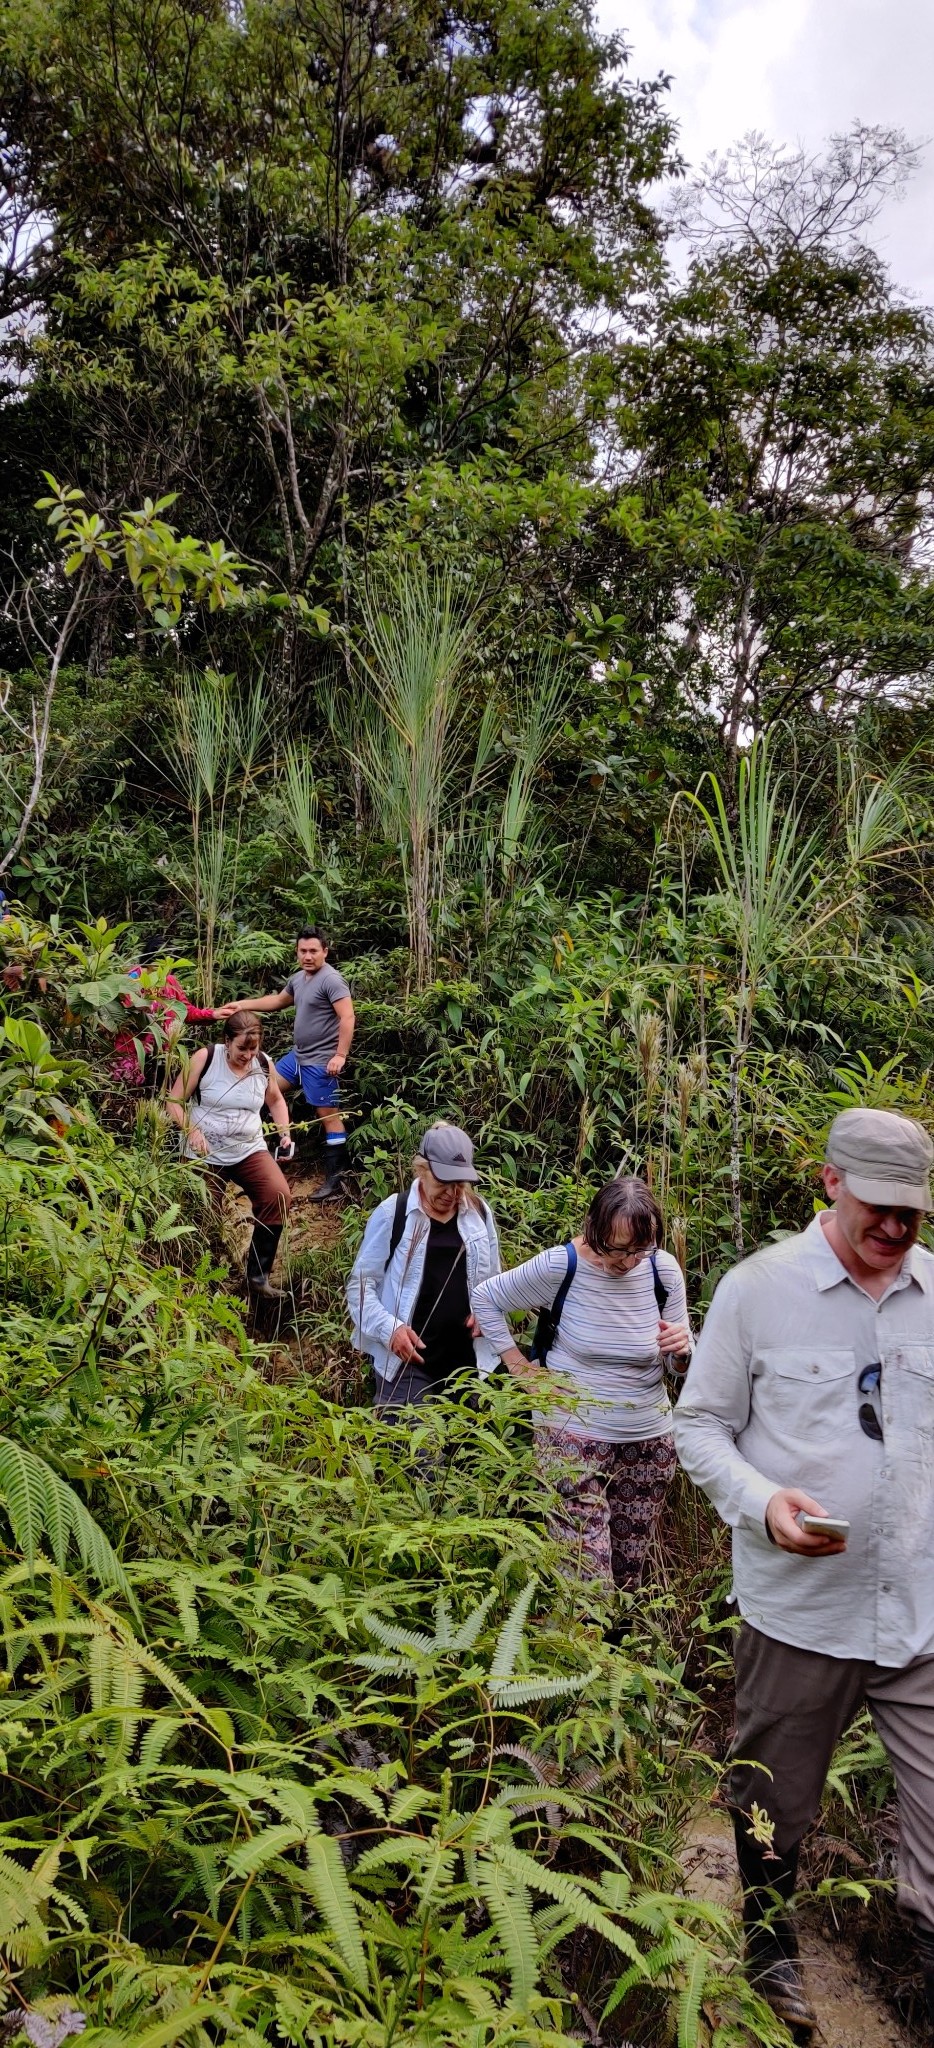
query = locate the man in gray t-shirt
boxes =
[219,928,355,1201]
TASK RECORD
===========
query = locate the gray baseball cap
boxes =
[825,1107,934,1210]
[420,1123,479,1183]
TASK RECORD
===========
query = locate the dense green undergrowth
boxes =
[0,1063,794,2048]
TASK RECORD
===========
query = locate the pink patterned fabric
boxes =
[535,1425,678,1596]
[111,969,214,1086]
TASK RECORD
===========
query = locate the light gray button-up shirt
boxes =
[673,1214,934,1665]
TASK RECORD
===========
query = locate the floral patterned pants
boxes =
[535,1426,678,1597]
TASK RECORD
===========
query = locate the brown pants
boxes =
[730,1621,934,1930]
[211,1147,291,1226]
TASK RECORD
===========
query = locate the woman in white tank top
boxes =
[166,1014,294,1300]
[474,1178,694,1606]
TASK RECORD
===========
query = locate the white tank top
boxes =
[185,1046,268,1165]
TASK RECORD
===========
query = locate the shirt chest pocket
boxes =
[757,1347,856,1439]
[890,1343,934,1380]
[885,1345,934,1439]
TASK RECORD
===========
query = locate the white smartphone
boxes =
[797,1514,850,1538]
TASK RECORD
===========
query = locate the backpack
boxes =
[530,1244,669,1366]
[193,1042,269,1101]
[382,1189,490,1270]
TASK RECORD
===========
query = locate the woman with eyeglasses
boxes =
[347,1121,501,1408]
[473,1178,693,1600]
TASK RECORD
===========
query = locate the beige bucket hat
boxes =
[825,1107,934,1210]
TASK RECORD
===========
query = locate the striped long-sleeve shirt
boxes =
[473,1244,690,1442]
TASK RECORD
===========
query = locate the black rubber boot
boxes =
[733,1812,818,2036]
[915,1921,934,2031]
[309,1154,347,1203]
[246,1221,285,1299]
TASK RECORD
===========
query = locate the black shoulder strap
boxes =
[650,1250,668,1315]
[193,1042,215,1103]
[384,1190,410,1271]
[531,1242,578,1363]
[258,1051,270,1076]
[552,1240,578,1326]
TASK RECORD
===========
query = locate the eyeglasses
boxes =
[592,1239,652,1262]
[858,1362,883,1442]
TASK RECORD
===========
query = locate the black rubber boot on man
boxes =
[246,1222,285,1300]
[733,1815,817,2037]
[310,1142,348,1202]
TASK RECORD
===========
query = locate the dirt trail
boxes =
[224,1165,342,1261]
[682,1808,914,2047]
[222,1164,347,1376]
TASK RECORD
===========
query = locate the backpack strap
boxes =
[650,1250,668,1316]
[383,1190,410,1272]
[192,1042,215,1103]
[194,1043,268,1102]
[383,1191,489,1274]
[531,1242,578,1364]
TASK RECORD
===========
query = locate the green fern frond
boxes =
[488,1672,591,1707]
[0,1437,127,1591]
[303,1833,369,1991]
[137,1712,183,1777]
[677,1946,708,2048]
[89,1629,113,1712]
[106,1643,146,1760]
[476,1856,539,2012]
[105,1999,212,2048]
[228,1825,304,1878]
[363,1615,437,1655]
[492,1743,556,1785]
[416,1841,457,1912]
[353,1837,435,1878]
[490,1844,648,1970]
[172,1576,200,1645]
[450,1587,499,1651]
[489,1784,586,1818]
[353,1653,413,1676]
[488,1579,537,1679]
[433,1590,453,1646]
[387,1785,439,1826]
[600,1961,645,2019]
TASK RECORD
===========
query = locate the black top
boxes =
[411,1215,474,1385]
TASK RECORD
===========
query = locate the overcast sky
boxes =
[599,0,934,305]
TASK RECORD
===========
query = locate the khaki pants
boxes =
[730,1622,934,1930]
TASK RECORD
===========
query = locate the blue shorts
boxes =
[275,1049,340,1108]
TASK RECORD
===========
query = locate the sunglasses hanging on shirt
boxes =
[858,1362,883,1443]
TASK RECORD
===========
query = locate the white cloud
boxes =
[601,0,934,304]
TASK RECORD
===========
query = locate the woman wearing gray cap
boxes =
[347,1121,501,1407]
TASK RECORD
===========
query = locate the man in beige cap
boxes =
[674,1106,934,2034]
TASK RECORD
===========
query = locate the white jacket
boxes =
[346,1182,501,1383]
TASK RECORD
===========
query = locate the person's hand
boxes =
[389,1323,425,1364]
[765,1488,848,1555]
[500,1344,547,1384]
[465,1313,479,1335]
[214,1001,240,1018]
[327,1053,346,1076]
[276,1137,295,1162]
[187,1127,210,1157]
[658,1319,692,1358]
